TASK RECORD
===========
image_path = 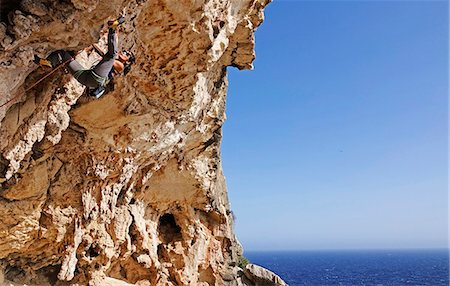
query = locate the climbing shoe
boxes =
[107,16,125,30]
[89,86,106,99]
[33,55,53,68]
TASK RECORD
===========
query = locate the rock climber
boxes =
[33,16,132,98]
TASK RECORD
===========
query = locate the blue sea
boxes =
[245,249,449,286]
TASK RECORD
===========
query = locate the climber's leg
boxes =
[47,51,100,88]
[34,50,80,71]
[45,50,79,73]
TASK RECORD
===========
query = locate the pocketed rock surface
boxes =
[0,0,285,285]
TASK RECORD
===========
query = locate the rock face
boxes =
[243,264,288,286]
[0,0,283,285]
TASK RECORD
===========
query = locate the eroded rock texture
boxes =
[0,0,279,285]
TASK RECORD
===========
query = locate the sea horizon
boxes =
[244,247,449,253]
[244,248,449,285]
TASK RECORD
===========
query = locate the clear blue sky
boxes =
[222,0,448,250]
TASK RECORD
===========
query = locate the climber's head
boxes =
[112,50,135,76]
[113,60,125,75]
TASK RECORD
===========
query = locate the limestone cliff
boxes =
[0,0,282,285]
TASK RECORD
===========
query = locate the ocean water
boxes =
[245,249,449,286]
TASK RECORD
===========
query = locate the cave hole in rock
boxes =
[87,243,101,258]
[38,264,61,285]
[3,263,60,284]
[4,265,25,282]
[158,213,182,244]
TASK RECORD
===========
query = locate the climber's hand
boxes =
[108,16,125,30]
